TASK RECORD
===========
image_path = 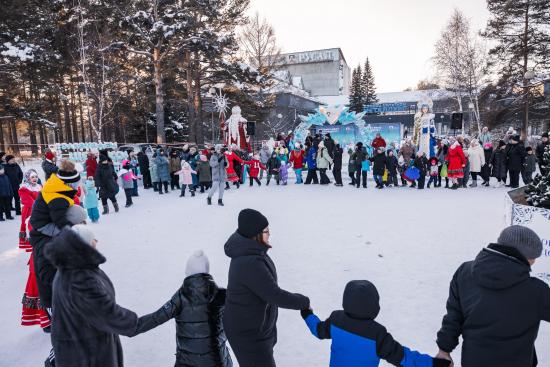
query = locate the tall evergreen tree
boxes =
[362,58,378,105]
[348,65,364,113]
[482,0,550,138]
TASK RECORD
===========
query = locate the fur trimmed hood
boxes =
[44,227,106,269]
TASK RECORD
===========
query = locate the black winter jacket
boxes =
[44,228,138,367]
[94,163,118,198]
[333,145,343,170]
[505,143,526,171]
[413,156,428,175]
[266,157,281,175]
[386,155,399,175]
[437,244,550,367]
[223,232,309,352]
[137,152,149,170]
[29,175,77,308]
[42,159,58,181]
[490,149,507,179]
[371,153,387,176]
[137,274,232,367]
[4,162,23,192]
[351,148,368,170]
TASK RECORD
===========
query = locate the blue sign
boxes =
[364,102,417,114]
[311,123,401,151]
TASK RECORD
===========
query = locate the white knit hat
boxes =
[185,250,210,277]
[71,224,96,246]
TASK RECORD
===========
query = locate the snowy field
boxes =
[1,167,549,367]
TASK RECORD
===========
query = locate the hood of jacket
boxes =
[224,231,268,259]
[343,280,380,320]
[472,244,531,290]
[42,174,76,205]
[44,227,106,270]
[182,273,218,304]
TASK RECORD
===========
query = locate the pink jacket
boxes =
[176,166,196,185]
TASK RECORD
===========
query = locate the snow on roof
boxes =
[317,89,455,106]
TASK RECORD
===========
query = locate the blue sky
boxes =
[248,0,490,93]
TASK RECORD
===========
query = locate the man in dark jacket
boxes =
[137,150,151,189]
[505,136,526,188]
[224,209,310,367]
[536,132,549,175]
[436,225,550,367]
[324,133,335,158]
[371,148,387,189]
[44,225,138,367]
[351,142,368,188]
[94,154,119,214]
[386,150,399,187]
[4,155,23,214]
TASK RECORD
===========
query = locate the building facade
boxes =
[274,48,351,97]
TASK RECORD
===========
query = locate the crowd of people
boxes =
[0,126,549,367]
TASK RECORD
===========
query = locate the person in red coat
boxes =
[19,169,42,251]
[289,144,306,184]
[446,140,466,190]
[248,154,266,186]
[371,133,387,153]
[85,153,97,178]
[224,145,249,189]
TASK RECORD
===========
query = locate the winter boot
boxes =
[0,216,4,222]
[191,191,195,197]
[451,183,459,190]
[102,205,109,215]
[113,202,119,213]
[218,199,224,206]
[207,197,212,205]
[125,203,133,208]
[266,179,270,186]
[159,188,163,195]
[469,181,477,188]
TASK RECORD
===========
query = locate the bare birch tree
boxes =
[238,12,282,75]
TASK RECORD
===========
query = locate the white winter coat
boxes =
[467,145,485,173]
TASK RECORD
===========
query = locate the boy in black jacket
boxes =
[413,152,429,189]
[135,251,232,367]
[386,150,399,187]
[302,280,450,367]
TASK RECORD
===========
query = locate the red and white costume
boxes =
[19,169,50,328]
[224,149,247,183]
[224,106,250,152]
[446,142,466,179]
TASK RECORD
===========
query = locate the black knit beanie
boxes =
[238,209,269,238]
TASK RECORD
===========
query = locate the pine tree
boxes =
[525,145,550,209]
[348,65,364,113]
[362,58,378,105]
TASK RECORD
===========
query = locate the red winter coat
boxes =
[372,137,387,149]
[225,151,247,182]
[289,150,305,169]
[19,186,41,250]
[248,159,266,178]
[85,156,97,178]
[446,144,466,178]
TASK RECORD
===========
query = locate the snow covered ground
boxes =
[1,168,549,367]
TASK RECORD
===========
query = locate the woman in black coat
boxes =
[332,143,343,186]
[490,140,507,187]
[94,154,119,214]
[135,251,232,367]
[223,209,310,367]
[137,150,151,189]
[505,137,526,188]
[44,226,138,367]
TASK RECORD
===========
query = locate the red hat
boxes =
[45,151,55,160]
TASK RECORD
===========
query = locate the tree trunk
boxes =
[38,124,46,152]
[10,119,20,155]
[28,121,38,155]
[184,51,196,143]
[0,121,5,151]
[70,74,79,142]
[63,97,73,142]
[153,48,166,143]
[521,2,530,141]
[56,97,65,143]
[193,52,203,144]
[77,89,86,141]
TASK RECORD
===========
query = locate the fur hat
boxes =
[71,224,96,247]
[66,205,87,225]
[5,154,15,163]
[185,250,210,277]
[57,160,80,184]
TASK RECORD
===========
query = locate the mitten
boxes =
[433,358,452,367]
[300,308,313,319]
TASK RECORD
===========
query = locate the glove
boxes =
[433,358,452,367]
[300,308,313,319]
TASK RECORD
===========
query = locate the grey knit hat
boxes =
[66,205,87,225]
[497,225,542,260]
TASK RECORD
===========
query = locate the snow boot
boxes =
[191,191,195,197]
[218,199,224,206]
[125,203,133,208]
[102,205,109,215]
[114,202,119,213]
[207,197,212,205]
[469,181,477,188]
[451,183,459,190]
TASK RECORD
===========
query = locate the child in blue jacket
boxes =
[301,280,451,367]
